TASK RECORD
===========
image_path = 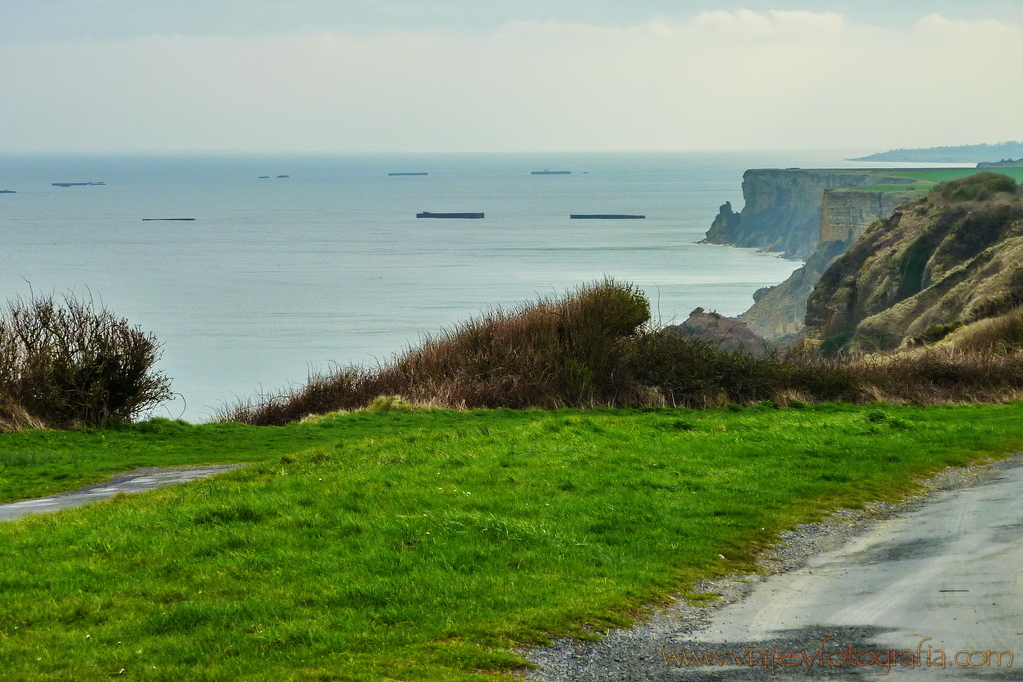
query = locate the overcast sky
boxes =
[2,1,1021,153]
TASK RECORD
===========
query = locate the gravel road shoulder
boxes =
[519,453,1023,681]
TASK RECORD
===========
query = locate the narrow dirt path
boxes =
[0,465,244,521]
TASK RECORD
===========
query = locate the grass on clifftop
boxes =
[2,404,1023,681]
[876,167,1023,187]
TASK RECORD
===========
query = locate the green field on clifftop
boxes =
[870,167,1023,187]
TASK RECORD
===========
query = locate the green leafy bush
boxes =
[913,321,964,345]
[820,332,852,357]
[627,330,782,407]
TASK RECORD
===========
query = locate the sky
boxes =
[1,1,1021,154]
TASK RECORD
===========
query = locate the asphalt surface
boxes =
[0,465,243,521]
[525,457,1023,680]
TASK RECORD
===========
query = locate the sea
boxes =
[0,151,884,422]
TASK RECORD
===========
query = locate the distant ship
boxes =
[570,214,645,220]
[389,172,428,176]
[52,182,105,187]
[531,169,571,175]
[143,218,196,221]
[417,212,484,219]
[276,175,290,178]
[0,190,15,194]
[258,176,270,179]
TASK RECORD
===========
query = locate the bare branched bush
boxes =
[0,293,172,428]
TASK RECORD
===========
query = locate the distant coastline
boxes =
[850,141,1023,164]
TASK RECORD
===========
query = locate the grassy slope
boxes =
[1,405,1022,680]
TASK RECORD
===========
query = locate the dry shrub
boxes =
[222,366,378,427]
[223,280,1023,426]
[849,346,1023,404]
[0,293,172,428]
[386,278,649,408]
[940,308,1023,353]
[0,400,47,433]
[221,279,652,425]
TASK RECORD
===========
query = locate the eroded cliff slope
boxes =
[804,173,1023,352]
[740,187,918,340]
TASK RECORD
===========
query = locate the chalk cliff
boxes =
[702,169,916,259]
[819,188,921,244]
[738,188,918,340]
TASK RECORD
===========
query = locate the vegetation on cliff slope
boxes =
[805,173,1023,353]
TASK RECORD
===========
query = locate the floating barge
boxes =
[570,214,645,220]
[416,212,484,219]
[143,218,196,221]
[531,170,571,175]
[389,172,428,176]
[53,182,105,187]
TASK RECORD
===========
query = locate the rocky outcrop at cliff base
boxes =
[667,308,769,356]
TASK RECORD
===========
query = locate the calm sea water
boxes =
[0,151,870,422]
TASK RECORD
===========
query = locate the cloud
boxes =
[692,9,846,39]
[0,11,1020,152]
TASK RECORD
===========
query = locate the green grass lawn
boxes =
[869,167,1023,186]
[2,404,1022,681]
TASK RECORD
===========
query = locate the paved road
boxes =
[679,458,1023,679]
[526,457,1023,680]
[0,465,243,521]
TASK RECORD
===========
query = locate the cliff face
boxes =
[702,169,915,258]
[739,188,918,340]
[805,173,1023,352]
[820,188,920,244]
[738,241,846,340]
